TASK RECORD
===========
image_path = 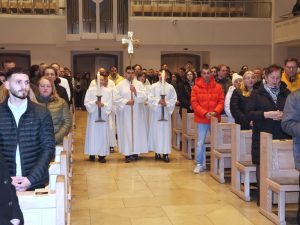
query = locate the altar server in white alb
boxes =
[89,67,117,153]
[84,72,112,163]
[115,66,148,163]
[148,70,177,162]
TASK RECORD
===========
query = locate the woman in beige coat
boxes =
[36,76,72,144]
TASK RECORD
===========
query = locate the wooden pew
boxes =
[18,175,66,225]
[172,106,182,150]
[181,108,195,159]
[210,117,234,183]
[260,132,299,225]
[231,123,255,201]
[49,151,70,223]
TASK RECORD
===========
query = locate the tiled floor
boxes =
[71,111,279,225]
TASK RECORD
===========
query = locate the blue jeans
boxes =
[196,123,210,165]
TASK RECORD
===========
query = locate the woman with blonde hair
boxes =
[36,76,72,144]
[230,70,257,130]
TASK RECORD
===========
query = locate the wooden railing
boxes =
[0,0,63,15]
[130,0,272,18]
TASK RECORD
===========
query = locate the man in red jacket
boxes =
[191,66,224,173]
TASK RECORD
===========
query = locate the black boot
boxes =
[89,155,95,161]
[162,154,170,163]
[130,154,139,161]
[125,156,131,163]
[155,153,161,160]
[98,156,106,163]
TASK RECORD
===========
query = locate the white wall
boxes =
[0,14,273,72]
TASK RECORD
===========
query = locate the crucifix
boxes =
[121,31,140,154]
[122,31,140,68]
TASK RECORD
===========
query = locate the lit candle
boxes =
[96,72,102,96]
[161,70,166,95]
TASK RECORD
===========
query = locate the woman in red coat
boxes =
[191,67,224,173]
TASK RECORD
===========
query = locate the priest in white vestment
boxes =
[84,74,112,163]
[115,67,148,163]
[148,70,177,162]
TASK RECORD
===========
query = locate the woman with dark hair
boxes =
[29,64,40,85]
[178,70,195,117]
[36,76,72,144]
[247,64,291,205]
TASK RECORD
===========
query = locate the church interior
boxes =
[1,0,300,225]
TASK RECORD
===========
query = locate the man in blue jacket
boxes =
[0,67,55,191]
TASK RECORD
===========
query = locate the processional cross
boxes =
[121,31,140,154]
[122,31,140,68]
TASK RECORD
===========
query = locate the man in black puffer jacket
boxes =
[0,67,55,191]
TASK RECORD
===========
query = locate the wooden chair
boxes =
[189,4,202,16]
[47,1,57,14]
[0,0,9,13]
[231,124,255,201]
[229,6,245,17]
[18,175,66,225]
[172,3,187,17]
[210,117,234,183]
[34,1,46,14]
[260,132,299,225]
[131,3,142,16]
[7,0,21,13]
[157,3,172,16]
[181,108,195,159]
[21,0,34,13]
[211,6,229,17]
[172,106,182,150]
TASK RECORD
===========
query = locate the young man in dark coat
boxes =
[0,67,55,191]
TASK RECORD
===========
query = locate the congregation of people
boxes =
[1,57,300,224]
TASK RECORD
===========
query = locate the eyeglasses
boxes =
[286,66,297,70]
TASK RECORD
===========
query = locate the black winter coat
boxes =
[178,80,194,117]
[247,82,291,165]
[0,98,55,190]
[0,152,24,225]
[230,89,251,130]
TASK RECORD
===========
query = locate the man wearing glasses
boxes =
[282,58,300,92]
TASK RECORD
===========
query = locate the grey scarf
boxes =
[263,83,280,104]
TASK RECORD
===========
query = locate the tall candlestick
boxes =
[96,72,102,96]
[161,70,166,95]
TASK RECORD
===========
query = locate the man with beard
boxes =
[0,67,55,191]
